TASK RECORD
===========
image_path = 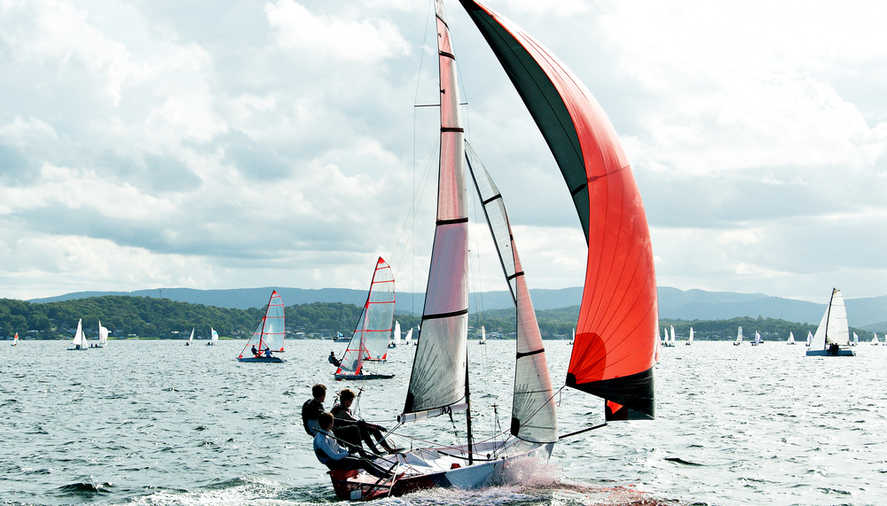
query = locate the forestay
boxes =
[403,0,469,418]
[237,290,286,359]
[460,0,657,421]
[466,142,557,444]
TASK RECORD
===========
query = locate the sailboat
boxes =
[68,319,88,351]
[389,321,401,349]
[752,330,761,346]
[669,325,677,346]
[326,0,657,500]
[872,332,880,345]
[236,290,286,363]
[733,326,743,346]
[569,327,575,345]
[333,257,396,380]
[685,327,694,346]
[806,330,813,347]
[11,332,18,346]
[207,328,219,346]
[478,325,487,345]
[185,328,194,346]
[787,331,795,345]
[806,288,855,357]
[852,332,859,346]
[95,321,109,348]
[404,327,413,346]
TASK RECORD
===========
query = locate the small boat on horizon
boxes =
[185,328,194,346]
[685,327,694,346]
[787,331,795,345]
[207,327,218,346]
[872,332,880,345]
[478,325,486,345]
[733,326,743,346]
[11,332,19,347]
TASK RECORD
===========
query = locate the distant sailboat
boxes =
[733,326,743,346]
[787,331,795,345]
[662,326,674,347]
[478,325,487,345]
[670,325,677,346]
[806,288,855,357]
[685,327,694,346]
[806,331,813,347]
[185,328,194,346]
[872,332,880,345]
[334,257,396,380]
[852,332,859,346]
[207,328,219,346]
[96,321,109,348]
[752,330,761,346]
[236,290,286,363]
[68,319,88,351]
[404,327,413,346]
[569,327,575,345]
[389,321,401,349]
[11,332,19,347]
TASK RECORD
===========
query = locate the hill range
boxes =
[27,286,887,329]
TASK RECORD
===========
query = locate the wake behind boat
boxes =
[236,290,286,363]
[326,0,657,499]
[333,257,396,380]
[806,288,854,357]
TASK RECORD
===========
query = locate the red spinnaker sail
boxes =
[461,0,657,420]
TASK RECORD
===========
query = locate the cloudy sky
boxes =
[1,0,885,302]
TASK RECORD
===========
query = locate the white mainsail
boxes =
[188,328,194,345]
[211,328,219,343]
[570,327,575,344]
[669,325,676,345]
[686,327,694,345]
[810,288,850,350]
[872,332,880,345]
[806,330,813,346]
[404,328,413,346]
[787,331,795,344]
[98,321,109,346]
[479,325,486,344]
[466,143,556,444]
[402,0,469,419]
[754,331,761,345]
[735,326,743,344]
[71,319,88,349]
[393,321,402,346]
[852,332,859,346]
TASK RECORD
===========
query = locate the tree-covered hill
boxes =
[0,296,872,342]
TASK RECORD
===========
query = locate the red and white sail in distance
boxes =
[403,0,469,417]
[237,290,286,358]
[336,257,396,375]
[461,0,657,421]
[466,143,556,444]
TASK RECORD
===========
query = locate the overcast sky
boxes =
[1,0,885,302]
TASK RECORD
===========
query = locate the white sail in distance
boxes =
[872,332,880,345]
[211,328,219,343]
[466,142,556,443]
[188,328,194,345]
[787,331,795,344]
[404,328,413,345]
[402,0,470,419]
[394,321,402,346]
[670,325,676,345]
[71,319,87,348]
[98,321,109,346]
[687,327,694,345]
[736,326,743,344]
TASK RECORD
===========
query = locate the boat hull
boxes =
[806,349,855,357]
[335,374,394,381]
[329,440,552,501]
[237,356,284,363]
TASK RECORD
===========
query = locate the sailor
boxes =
[302,384,326,436]
[328,351,340,367]
[264,347,272,358]
[251,345,259,357]
[332,389,399,454]
[313,412,391,479]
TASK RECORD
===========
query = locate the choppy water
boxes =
[2,340,886,504]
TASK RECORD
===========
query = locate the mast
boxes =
[824,288,835,348]
[464,353,473,464]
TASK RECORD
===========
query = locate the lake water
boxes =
[1,339,886,504]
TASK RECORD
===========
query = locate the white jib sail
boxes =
[188,328,194,344]
[403,0,469,418]
[466,142,557,444]
[811,288,850,349]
